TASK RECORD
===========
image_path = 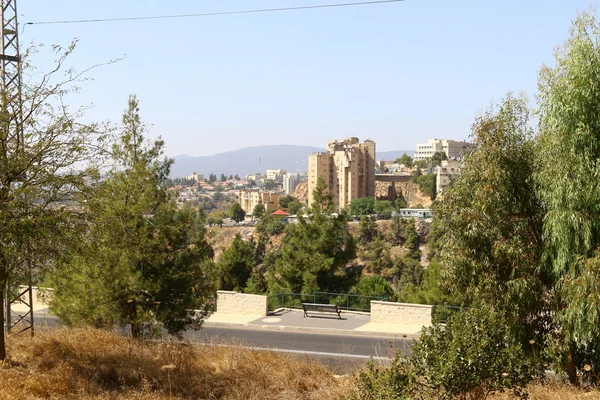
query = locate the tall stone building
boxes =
[308,137,376,211]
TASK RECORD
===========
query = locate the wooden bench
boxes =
[302,303,342,319]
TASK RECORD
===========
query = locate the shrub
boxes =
[352,307,536,400]
[411,307,535,399]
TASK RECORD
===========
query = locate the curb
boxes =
[201,320,422,339]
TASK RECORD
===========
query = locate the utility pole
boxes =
[1,0,33,336]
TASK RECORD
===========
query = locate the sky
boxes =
[19,0,598,157]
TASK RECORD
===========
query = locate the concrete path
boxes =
[204,308,425,337]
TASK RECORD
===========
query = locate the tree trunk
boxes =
[566,346,578,385]
[131,323,141,339]
[0,265,7,360]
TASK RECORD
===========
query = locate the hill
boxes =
[170,146,414,178]
[170,145,321,178]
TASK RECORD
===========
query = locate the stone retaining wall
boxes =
[370,301,433,326]
[216,290,268,316]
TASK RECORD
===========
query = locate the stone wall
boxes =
[216,290,268,316]
[370,301,433,326]
[18,286,54,307]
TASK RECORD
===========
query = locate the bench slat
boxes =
[302,303,342,319]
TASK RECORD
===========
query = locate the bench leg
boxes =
[303,310,308,318]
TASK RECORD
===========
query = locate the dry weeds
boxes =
[0,327,351,400]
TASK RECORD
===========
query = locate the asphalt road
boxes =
[31,313,414,374]
[184,326,413,373]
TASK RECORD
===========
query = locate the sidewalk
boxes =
[204,308,425,338]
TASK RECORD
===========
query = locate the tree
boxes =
[218,234,255,290]
[0,42,101,359]
[229,202,246,224]
[287,200,303,215]
[278,195,297,210]
[433,93,547,368]
[209,173,217,183]
[252,203,265,219]
[358,215,380,244]
[220,173,227,182]
[395,153,413,168]
[429,151,447,167]
[394,193,407,209]
[49,96,218,338]
[536,9,600,382]
[267,176,357,293]
[374,200,394,219]
[359,237,393,275]
[349,197,375,216]
[387,215,409,245]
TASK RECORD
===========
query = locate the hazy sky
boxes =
[20,0,596,157]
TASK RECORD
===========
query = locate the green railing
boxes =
[267,291,388,313]
[431,305,461,324]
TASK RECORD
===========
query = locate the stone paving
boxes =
[248,308,370,330]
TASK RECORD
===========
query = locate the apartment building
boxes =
[283,173,300,194]
[435,160,463,196]
[238,190,281,214]
[414,139,473,161]
[187,172,204,182]
[266,169,287,182]
[308,137,376,211]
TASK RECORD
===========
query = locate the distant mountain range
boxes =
[170,145,414,178]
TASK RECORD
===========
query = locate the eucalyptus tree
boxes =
[536,9,600,382]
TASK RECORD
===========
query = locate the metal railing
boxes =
[431,305,461,324]
[267,291,388,313]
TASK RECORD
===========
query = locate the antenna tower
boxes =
[258,156,261,175]
[1,0,33,336]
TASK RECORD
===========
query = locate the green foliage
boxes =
[351,275,394,298]
[433,93,546,343]
[387,215,409,245]
[287,200,303,215]
[353,307,534,399]
[358,215,380,245]
[252,203,265,219]
[278,195,297,210]
[256,215,286,236]
[411,307,535,399]
[413,173,436,200]
[374,200,394,219]
[244,269,269,295]
[228,202,246,223]
[217,234,256,291]
[394,153,413,168]
[0,41,101,358]
[359,237,393,275]
[352,357,414,400]
[267,177,356,293]
[394,194,407,209]
[49,96,218,338]
[536,10,600,380]
[349,197,375,216]
[429,151,448,167]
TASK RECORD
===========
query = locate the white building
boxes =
[435,160,463,196]
[187,172,204,182]
[414,139,473,161]
[283,173,300,194]
[266,169,287,182]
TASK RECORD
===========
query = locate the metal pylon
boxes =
[1,0,33,336]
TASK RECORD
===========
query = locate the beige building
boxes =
[308,137,376,211]
[414,138,473,161]
[435,160,463,196]
[238,190,281,214]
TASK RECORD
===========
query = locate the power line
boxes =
[26,0,406,26]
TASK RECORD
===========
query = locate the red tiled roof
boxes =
[271,209,290,216]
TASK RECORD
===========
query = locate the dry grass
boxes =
[0,327,351,400]
[488,382,600,400]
